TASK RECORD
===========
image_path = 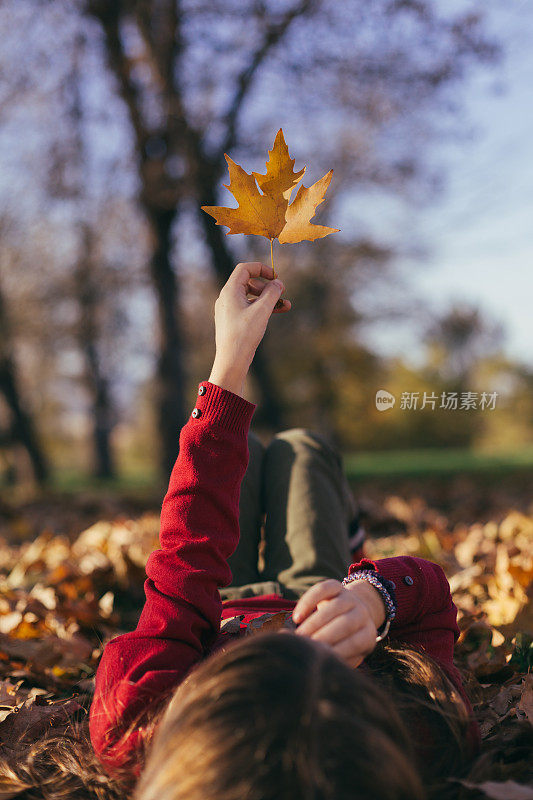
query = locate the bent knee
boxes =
[271,428,339,460]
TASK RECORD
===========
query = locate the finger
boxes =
[331,626,377,663]
[252,277,285,318]
[292,580,344,625]
[248,296,291,312]
[296,595,359,639]
[229,262,274,289]
[246,278,289,301]
[246,277,267,297]
[273,298,291,312]
[244,276,284,301]
[245,278,290,304]
[296,595,366,636]
[330,635,366,668]
[247,287,291,311]
[306,609,364,647]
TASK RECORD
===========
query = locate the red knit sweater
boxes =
[89,380,481,774]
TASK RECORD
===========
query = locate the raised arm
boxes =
[89,264,290,773]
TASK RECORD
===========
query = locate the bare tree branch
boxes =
[88,1,149,156]
[220,0,317,156]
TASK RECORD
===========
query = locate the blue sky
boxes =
[361,0,533,369]
[1,0,530,374]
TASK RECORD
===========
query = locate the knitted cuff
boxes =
[347,559,398,610]
[190,381,256,436]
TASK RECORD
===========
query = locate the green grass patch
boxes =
[343,447,533,480]
[47,466,162,496]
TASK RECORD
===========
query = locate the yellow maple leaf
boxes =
[202,154,287,240]
[252,128,306,202]
[278,169,337,244]
[201,128,339,273]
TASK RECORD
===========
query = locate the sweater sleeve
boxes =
[348,556,459,659]
[89,381,256,773]
[348,555,481,754]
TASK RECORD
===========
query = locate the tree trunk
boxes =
[75,226,116,479]
[0,281,49,484]
[147,207,187,478]
[92,376,114,479]
[0,341,49,485]
[0,366,49,484]
[81,344,115,480]
[198,180,284,429]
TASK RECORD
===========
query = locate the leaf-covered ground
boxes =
[0,473,531,799]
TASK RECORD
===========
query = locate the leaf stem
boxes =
[270,239,276,277]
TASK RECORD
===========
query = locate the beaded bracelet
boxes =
[343,569,397,610]
[346,560,398,608]
[342,570,397,642]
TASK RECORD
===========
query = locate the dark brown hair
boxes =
[0,720,126,800]
[0,631,475,800]
[134,632,464,800]
[365,639,473,787]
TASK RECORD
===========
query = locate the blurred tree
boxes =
[473,356,533,450]
[0,10,150,482]
[258,236,393,448]
[27,31,145,479]
[0,260,49,484]
[18,202,149,479]
[73,224,116,478]
[57,35,118,479]
[425,303,505,386]
[0,0,499,477]
[371,357,479,450]
[85,0,496,474]
[365,304,507,451]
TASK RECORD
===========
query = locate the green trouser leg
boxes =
[261,428,355,600]
[219,428,356,602]
[220,433,283,600]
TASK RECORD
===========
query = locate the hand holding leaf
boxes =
[201,129,339,274]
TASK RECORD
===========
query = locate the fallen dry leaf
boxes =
[244,611,295,635]
[0,694,82,750]
[0,481,531,795]
[516,673,533,724]
[219,614,245,635]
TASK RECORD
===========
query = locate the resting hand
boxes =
[290,578,386,668]
[208,262,291,396]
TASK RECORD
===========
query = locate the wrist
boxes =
[345,580,387,630]
[208,360,248,397]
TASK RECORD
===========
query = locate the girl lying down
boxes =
[88,262,481,800]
